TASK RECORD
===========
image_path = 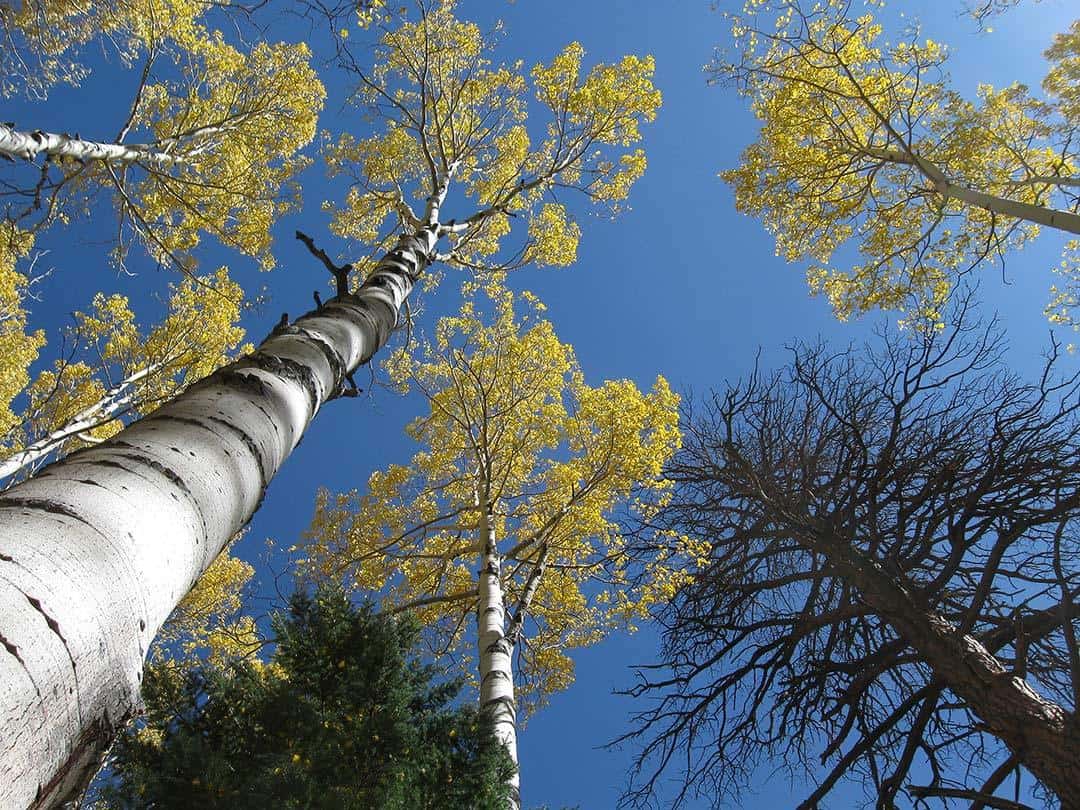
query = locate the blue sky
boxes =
[6,0,1079,806]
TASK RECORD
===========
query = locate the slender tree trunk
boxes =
[0,124,187,167]
[935,180,1080,236]
[0,225,438,809]
[476,508,520,809]
[860,145,1080,235]
[0,362,165,485]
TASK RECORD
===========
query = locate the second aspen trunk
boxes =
[477,509,520,808]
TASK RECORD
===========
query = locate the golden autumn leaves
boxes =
[305,279,700,713]
[323,3,659,278]
[3,1,325,272]
[719,0,1080,328]
[1,0,671,691]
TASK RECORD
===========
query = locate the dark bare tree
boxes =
[619,299,1080,809]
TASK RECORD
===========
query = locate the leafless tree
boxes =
[619,298,1080,809]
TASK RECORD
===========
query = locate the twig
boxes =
[295,229,352,297]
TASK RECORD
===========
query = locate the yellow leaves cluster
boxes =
[0,224,45,441]
[535,45,660,148]
[2,267,247,470]
[0,0,207,97]
[74,267,245,403]
[305,280,686,711]
[720,0,1076,326]
[4,2,325,273]
[472,126,530,206]
[1046,239,1080,349]
[324,2,658,272]
[133,36,325,269]
[525,204,580,267]
[1044,20,1080,128]
[153,539,258,667]
[325,129,423,244]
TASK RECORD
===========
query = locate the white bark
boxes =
[0,362,165,485]
[476,509,520,810]
[935,179,1080,235]
[859,144,1080,235]
[0,225,438,809]
[0,124,188,167]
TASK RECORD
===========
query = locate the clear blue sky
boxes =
[6,0,1077,806]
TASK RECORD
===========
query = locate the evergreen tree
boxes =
[99,586,515,810]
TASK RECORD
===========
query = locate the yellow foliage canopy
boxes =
[3,6,325,272]
[305,281,699,712]
[323,1,659,277]
[0,224,45,441]
[718,0,1080,326]
[2,267,248,480]
[128,34,325,270]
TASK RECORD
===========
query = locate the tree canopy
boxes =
[322,0,659,279]
[717,0,1080,325]
[305,279,691,712]
[97,586,515,809]
[622,297,1080,808]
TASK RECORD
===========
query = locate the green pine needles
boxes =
[98,587,515,809]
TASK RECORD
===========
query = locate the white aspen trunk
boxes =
[936,180,1080,235]
[505,543,548,647]
[0,124,188,167]
[476,509,520,810]
[0,363,165,485]
[860,145,1080,236]
[0,225,439,809]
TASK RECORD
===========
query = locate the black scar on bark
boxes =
[109,442,193,499]
[266,322,349,401]
[0,631,23,663]
[244,352,321,416]
[146,414,271,493]
[33,708,133,810]
[76,458,135,475]
[25,594,67,645]
[305,331,347,392]
[24,592,79,681]
[0,497,102,539]
[211,365,271,399]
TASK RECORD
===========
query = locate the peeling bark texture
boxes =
[0,124,188,168]
[476,511,520,810]
[0,225,437,809]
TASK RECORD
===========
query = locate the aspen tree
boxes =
[0,0,223,99]
[305,282,695,807]
[717,0,1080,324]
[0,267,248,484]
[0,225,46,445]
[0,3,659,804]
[0,33,325,271]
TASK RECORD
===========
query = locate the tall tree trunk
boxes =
[476,508,520,809]
[0,124,188,167]
[0,225,438,809]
